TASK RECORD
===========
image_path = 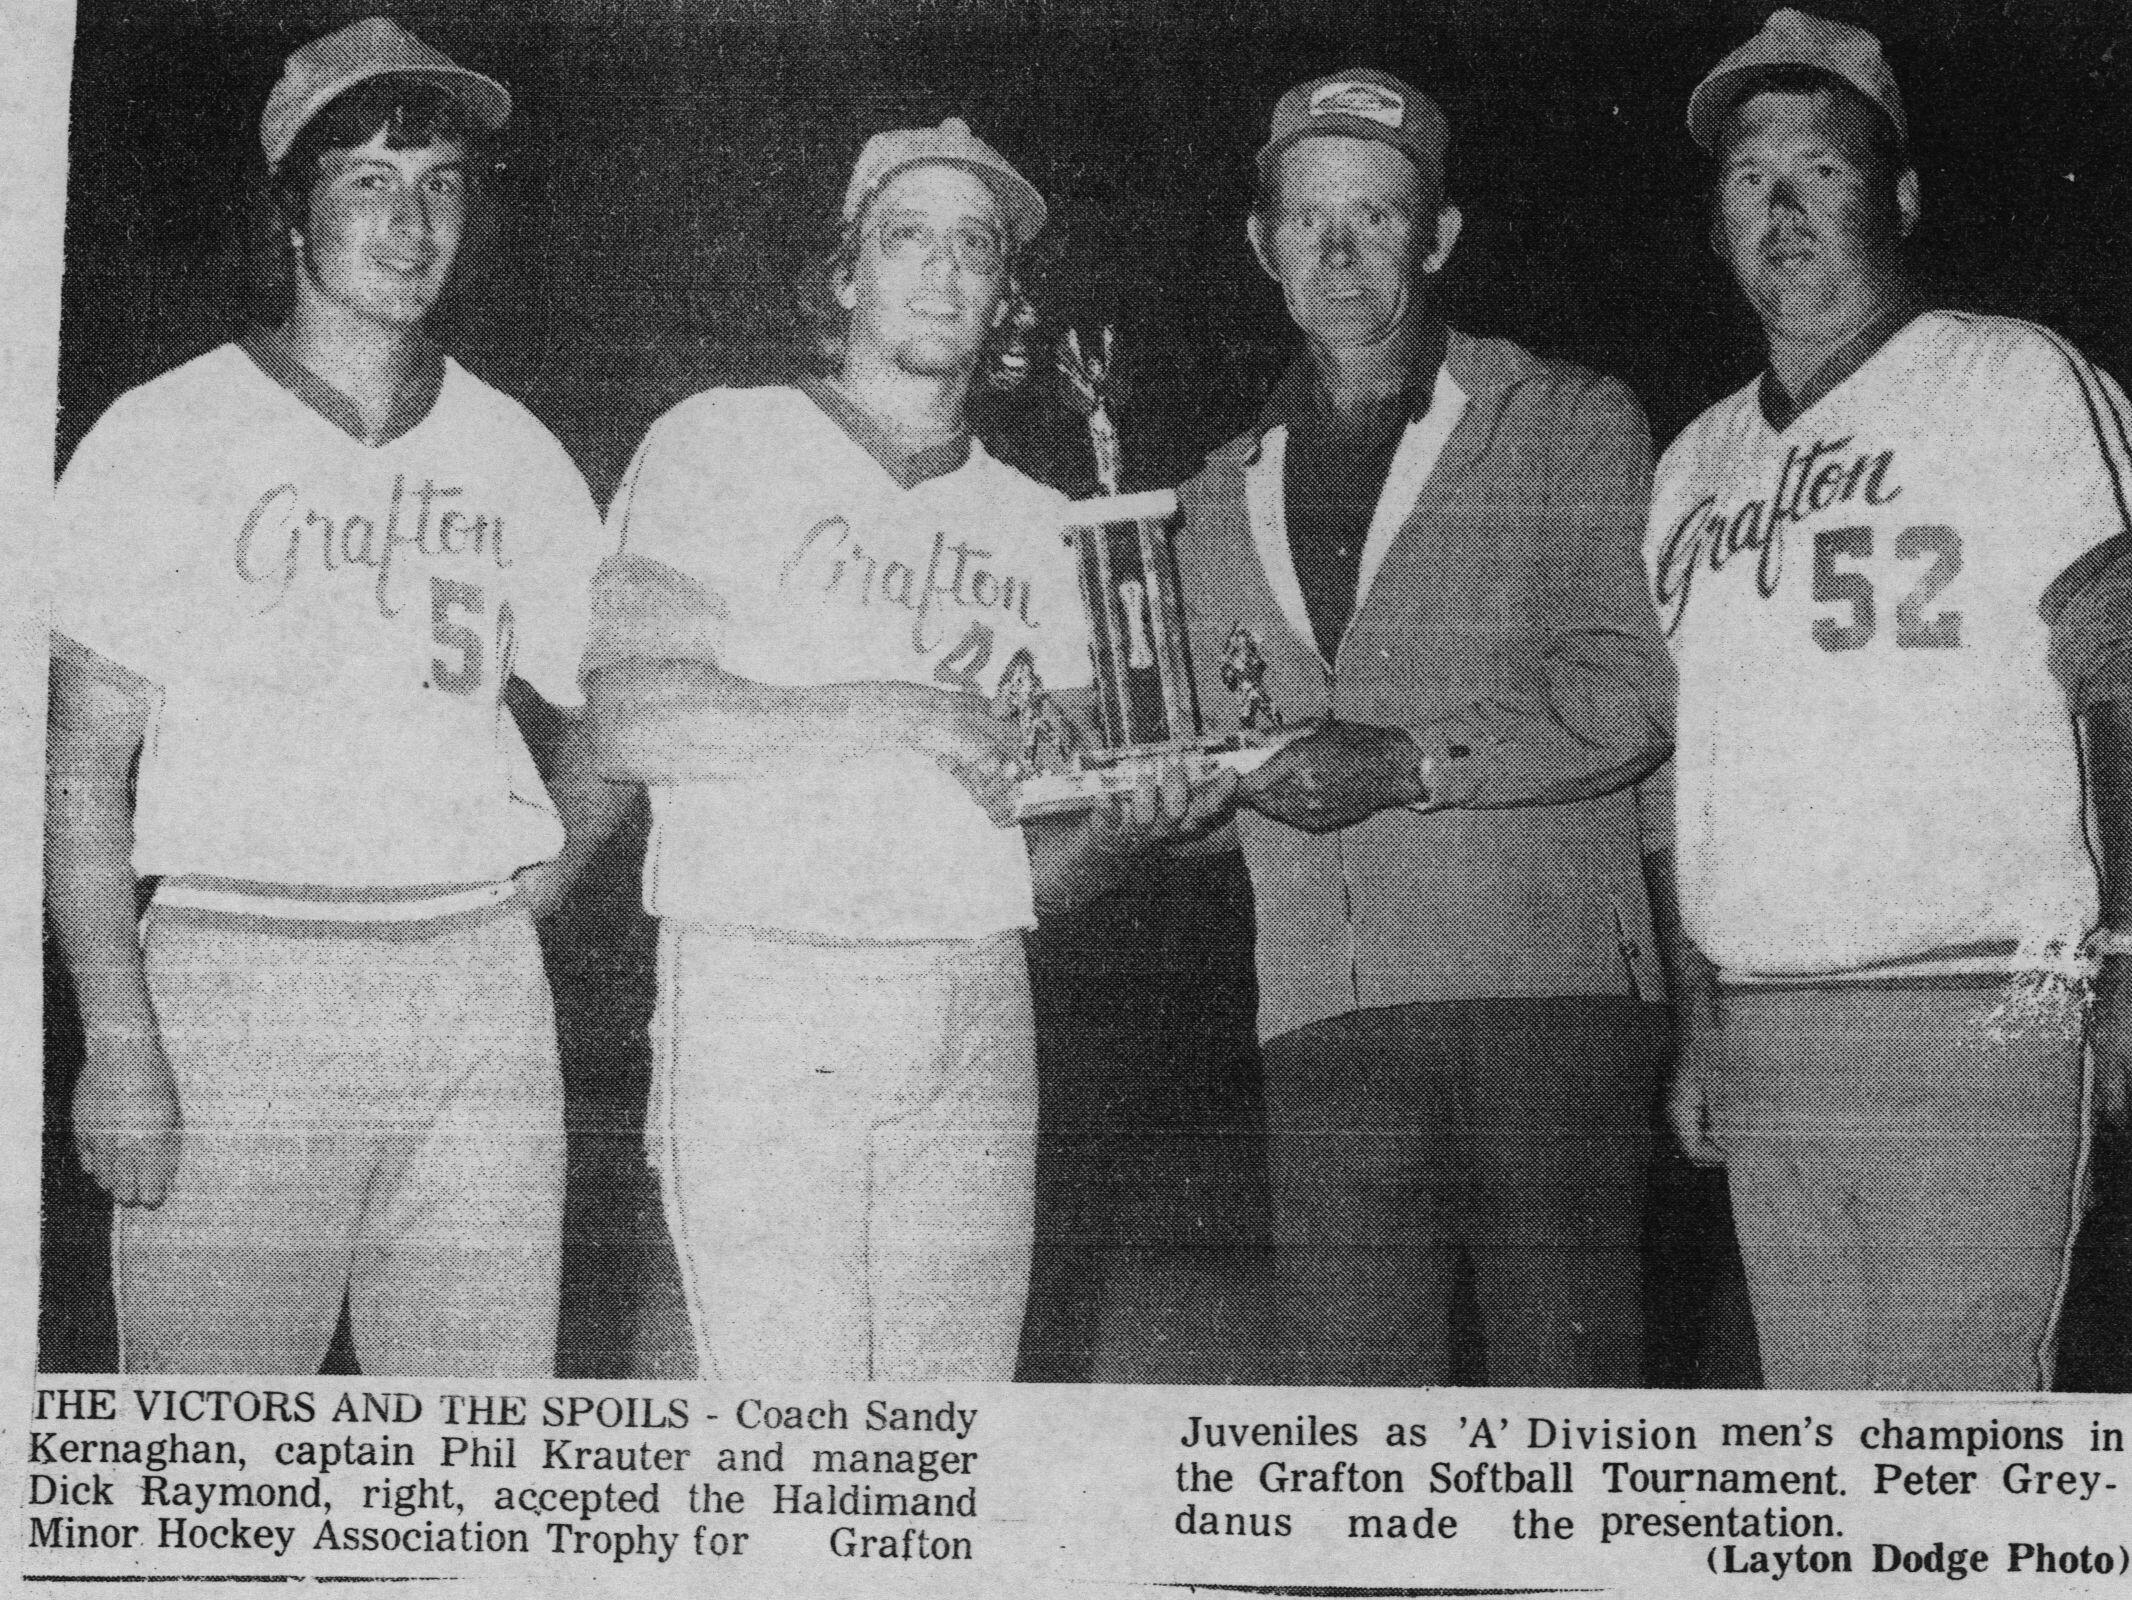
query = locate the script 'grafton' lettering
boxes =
[780,519,1039,653]
[1654,434,1902,633]
[236,475,511,619]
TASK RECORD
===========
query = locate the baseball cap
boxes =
[261,17,511,171]
[841,118,1047,249]
[1257,68,1447,183]
[1687,8,1906,153]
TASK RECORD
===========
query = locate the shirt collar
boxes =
[240,324,445,448]
[1256,316,1449,439]
[800,375,974,490]
[1757,297,1923,432]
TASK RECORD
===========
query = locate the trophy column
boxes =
[1008,327,1294,820]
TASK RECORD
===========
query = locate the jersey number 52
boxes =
[1811,525,1963,652]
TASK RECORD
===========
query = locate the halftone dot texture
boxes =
[1169,332,1669,1044]
[1716,983,2084,1390]
[656,925,1035,1382]
[840,117,1046,249]
[260,15,510,170]
[1685,7,1907,152]
[1260,998,1658,1387]
[1257,67,1448,182]
[114,910,561,1376]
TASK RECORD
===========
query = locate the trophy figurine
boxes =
[1007,328,1295,820]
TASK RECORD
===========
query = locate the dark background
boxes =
[40,0,2132,1385]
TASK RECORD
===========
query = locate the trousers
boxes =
[1262,996,1659,1386]
[116,907,563,1375]
[1715,982,2087,1390]
[655,923,1037,1380]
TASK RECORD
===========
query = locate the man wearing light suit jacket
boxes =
[1173,67,1675,1386]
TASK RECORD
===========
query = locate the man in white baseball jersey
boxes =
[1651,8,2132,1388]
[585,119,1229,1380]
[45,18,619,1374]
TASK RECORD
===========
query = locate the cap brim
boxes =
[1256,120,1436,178]
[270,64,512,168]
[1687,65,1762,150]
[1686,55,1905,152]
[864,155,1048,248]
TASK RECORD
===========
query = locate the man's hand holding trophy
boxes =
[1003,327,1298,826]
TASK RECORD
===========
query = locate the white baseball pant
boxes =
[653,923,1037,1381]
[114,905,563,1375]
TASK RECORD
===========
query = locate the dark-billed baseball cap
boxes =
[261,17,511,171]
[1687,8,1906,152]
[841,118,1047,249]
[1257,68,1447,183]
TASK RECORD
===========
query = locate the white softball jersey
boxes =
[606,385,1092,943]
[51,342,607,892]
[1648,311,2131,978]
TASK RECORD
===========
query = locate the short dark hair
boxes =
[1710,65,1906,176]
[250,75,499,325]
[791,195,1040,393]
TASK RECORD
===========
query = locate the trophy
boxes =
[1007,328,1294,820]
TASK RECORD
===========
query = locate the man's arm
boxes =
[584,658,1026,824]
[45,634,181,1208]
[1645,846,1724,1167]
[1241,379,1673,833]
[1631,760,1724,1165]
[509,695,641,921]
[2022,345,2132,1127]
[2040,510,2132,1132]
[2083,703,2132,1129]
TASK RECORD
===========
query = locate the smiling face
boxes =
[839,162,1010,383]
[1250,135,1458,352]
[1716,87,1914,341]
[295,129,470,333]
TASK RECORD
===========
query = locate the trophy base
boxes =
[1011,730,1300,821]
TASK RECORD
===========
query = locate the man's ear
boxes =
[1421,203,1462,276]
[834,261,857,312]
[1247,212,1280,283]
[1896,167,1921,239]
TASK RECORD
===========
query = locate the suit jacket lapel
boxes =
[1352,366,1468,620]
[1245,425,1320,662]
[1249,333,1506,661]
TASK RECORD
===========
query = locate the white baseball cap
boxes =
[1687,8,1906,153]
[841,118,1047,249]
[261,17,511,171]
